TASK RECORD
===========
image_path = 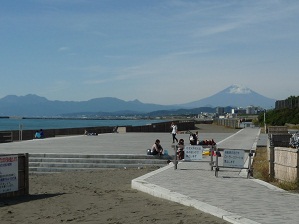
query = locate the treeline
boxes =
[258,107,299,126]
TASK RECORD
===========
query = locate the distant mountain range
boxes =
[0,85,276,117]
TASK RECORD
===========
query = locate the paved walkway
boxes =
[132,128,299,224]
[1,128,299,223]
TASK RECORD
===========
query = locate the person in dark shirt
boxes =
[151,139,163,156]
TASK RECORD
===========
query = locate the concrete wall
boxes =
[270,134,292,147]
[125,121,195,133]
[9,126,115,142]
[214,118,239,129]
[268,126,292,148]
[268,126,288,134]
[273,147,298,182]
[0,131,13,143]
[1,120,195,142]
[267,126,298,182]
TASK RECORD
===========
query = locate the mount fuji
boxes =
[180,85,276,109]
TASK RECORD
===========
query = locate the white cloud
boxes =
[58,46,69,52]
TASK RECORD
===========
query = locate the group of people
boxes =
[189,131,216,146]
[148,122,185,159]
[198,139,216,146]
[148,122,217,160]
[148,137,185,160]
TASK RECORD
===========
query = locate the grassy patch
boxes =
[252,147,271,182]
[276,181,298,191]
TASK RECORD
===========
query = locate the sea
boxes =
[0,118,166,131]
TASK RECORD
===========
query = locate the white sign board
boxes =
[184,145,203,161]
[0,156,19,194]
[223,150,245,168]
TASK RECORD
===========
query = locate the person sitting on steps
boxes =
[151,139,164,156]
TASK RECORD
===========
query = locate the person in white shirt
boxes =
[171,122,178,143]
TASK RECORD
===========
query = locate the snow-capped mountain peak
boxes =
[227,85,252,94]
[180,84,276,109]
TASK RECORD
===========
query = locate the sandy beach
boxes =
[0,168,230,224]
[0,124,235,224]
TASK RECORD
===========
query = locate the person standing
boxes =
[171,122,178,143]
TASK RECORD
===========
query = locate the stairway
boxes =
[29,153,174,173]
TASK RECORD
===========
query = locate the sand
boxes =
[1,168,230,224]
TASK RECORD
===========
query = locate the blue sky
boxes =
[1,0,298,105]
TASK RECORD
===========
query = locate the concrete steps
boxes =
[29,153,173,173]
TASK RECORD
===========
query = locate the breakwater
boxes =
[0,120,195,142]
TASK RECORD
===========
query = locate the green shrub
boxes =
[258,108,299,126]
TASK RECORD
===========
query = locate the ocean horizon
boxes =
[0,118,166,131]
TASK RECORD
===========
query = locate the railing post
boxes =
[215,147,219,177]
[269,145,275,179]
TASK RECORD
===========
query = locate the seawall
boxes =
[0,120,195,142]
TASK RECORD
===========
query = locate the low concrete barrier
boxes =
[271,147,299,182]
[9,126,115,141]
[267,126,299,182]
[270,134,291,147]
[0,131,13,143]
[3,120,195,142]
[214,118,239,129]
[126,121,195,133]
[268,126,291,147]
[268,126,288,134]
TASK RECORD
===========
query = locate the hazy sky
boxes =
[1,0,298,105]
